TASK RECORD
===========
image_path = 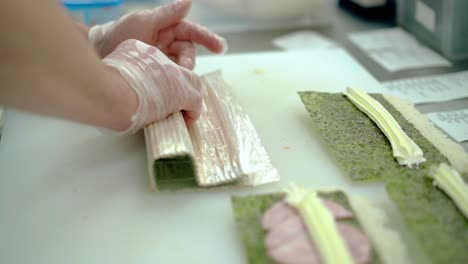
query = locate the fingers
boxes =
[167,55,177,63]
[187,70,201,92]
[162,64,202,122]
[182,95,202,124]
[168,41,196,69]
[107,39,203,125]
[150,0,192,29]
[180,69,202,122]
[158,21,228,54]
[175,21,227,54]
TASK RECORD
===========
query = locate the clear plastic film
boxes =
[144,70,279,190]
[144,111,195,190]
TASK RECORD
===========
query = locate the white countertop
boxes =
[0,48,420,264]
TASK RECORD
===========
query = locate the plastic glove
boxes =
[103,39,202,134]
[89,0,227,70]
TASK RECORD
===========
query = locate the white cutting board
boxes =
[0,49,404,264]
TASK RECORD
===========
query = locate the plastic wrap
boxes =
[144,70,279,191]
[145,112,195,190]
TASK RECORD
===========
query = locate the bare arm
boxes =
[75,22,91,40]
[0,0,136,131]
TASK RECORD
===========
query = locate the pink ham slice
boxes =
[322,199,353,220]
[268,231,321,264]
[262,200,352,231]
[262,200,371,264]
[262,201,299,231]
[337,223,372,264]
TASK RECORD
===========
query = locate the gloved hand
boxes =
[89,0,227,70]
[103,39,202,134]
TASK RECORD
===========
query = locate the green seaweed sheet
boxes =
[152,156,241,191]
[153,155,199,191]
[231,191,382,264]
[298,92,468,263]
[386,173,468,264]
[298,92,449,182]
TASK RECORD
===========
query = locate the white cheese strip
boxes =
[428,163,468,219]
[383,95,468,173]
[345,87,425,168]
[285,185,353,264]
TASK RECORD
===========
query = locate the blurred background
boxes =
[60,0,468,149]
[60,0,468,66]
[62,0,335,31]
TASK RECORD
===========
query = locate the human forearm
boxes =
[76,22,91,41]
[0,0,136,131]
[1,61,136,131]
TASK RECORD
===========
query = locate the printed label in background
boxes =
[272,31,338,51]
[427,109,468,143]
[415,0,436,32]
[382,70,468,104]
[348,28,451,72]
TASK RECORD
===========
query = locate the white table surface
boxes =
[0,49,416,264]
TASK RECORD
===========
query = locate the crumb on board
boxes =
[254,68,264,75]
[283,146,290,150]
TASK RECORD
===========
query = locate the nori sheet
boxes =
[298,91,468,263]
[298,92,449,182]
[153,156,237,191]
[153,155,199,191]
[231,191,382,264]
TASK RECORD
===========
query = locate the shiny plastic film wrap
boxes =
[144,70,280,191]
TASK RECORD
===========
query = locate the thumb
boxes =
[151,0,191,29]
